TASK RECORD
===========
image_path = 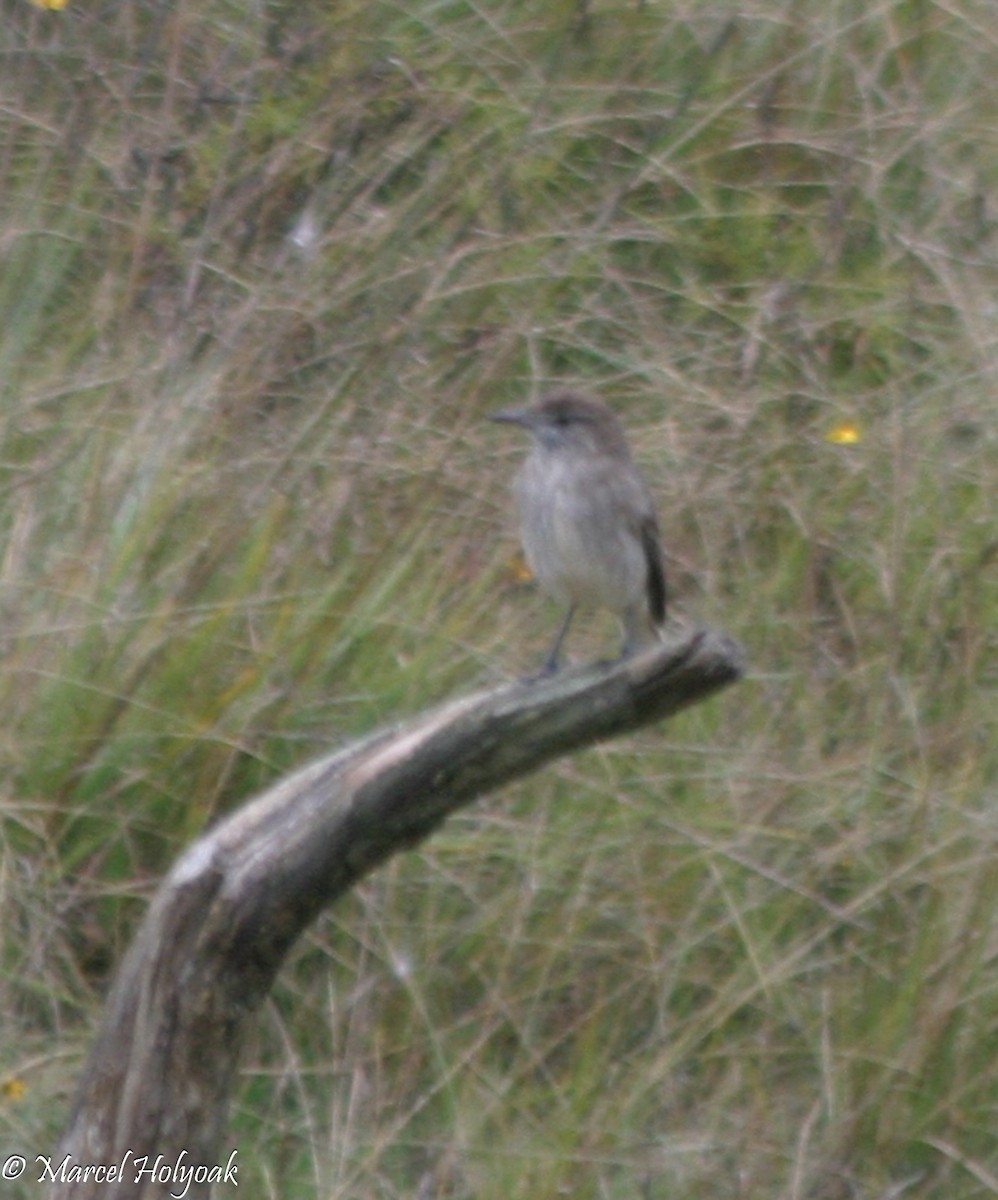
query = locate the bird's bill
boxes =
[489,406,534,427]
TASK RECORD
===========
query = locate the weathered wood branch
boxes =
[52,626,743,1197]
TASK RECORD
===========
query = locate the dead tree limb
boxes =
[52,626,743,1197]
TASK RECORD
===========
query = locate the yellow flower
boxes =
[31,0,69,8]
[825,420,861,445]
[1,1077,26,1102]
[507,552,533,585]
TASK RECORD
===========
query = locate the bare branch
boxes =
[53,626,743,1197]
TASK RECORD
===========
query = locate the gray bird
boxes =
[491,391,667,674]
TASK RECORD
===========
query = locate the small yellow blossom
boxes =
[1,1077,26,1102]
[507,553,533,585]
[825,420,861,445]
[31,0,69,8]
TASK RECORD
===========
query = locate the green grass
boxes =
[1,0,997,1196]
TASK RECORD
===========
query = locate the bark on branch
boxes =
[52,626,744,1196]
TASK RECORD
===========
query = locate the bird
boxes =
[491,390,667,674]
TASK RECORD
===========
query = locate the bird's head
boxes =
[490,391,631,459]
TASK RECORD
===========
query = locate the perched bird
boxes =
[491,390,667,674]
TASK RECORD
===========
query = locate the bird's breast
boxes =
[515,454,647,611]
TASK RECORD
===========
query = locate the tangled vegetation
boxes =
[1,1,996,1196]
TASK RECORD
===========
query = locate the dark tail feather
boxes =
[641,519,667,626]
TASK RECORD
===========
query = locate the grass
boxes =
[1,0,997,1196]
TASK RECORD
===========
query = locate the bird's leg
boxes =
[619,615,640,660]
[619,604,664,659]
[538,604,576,676]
